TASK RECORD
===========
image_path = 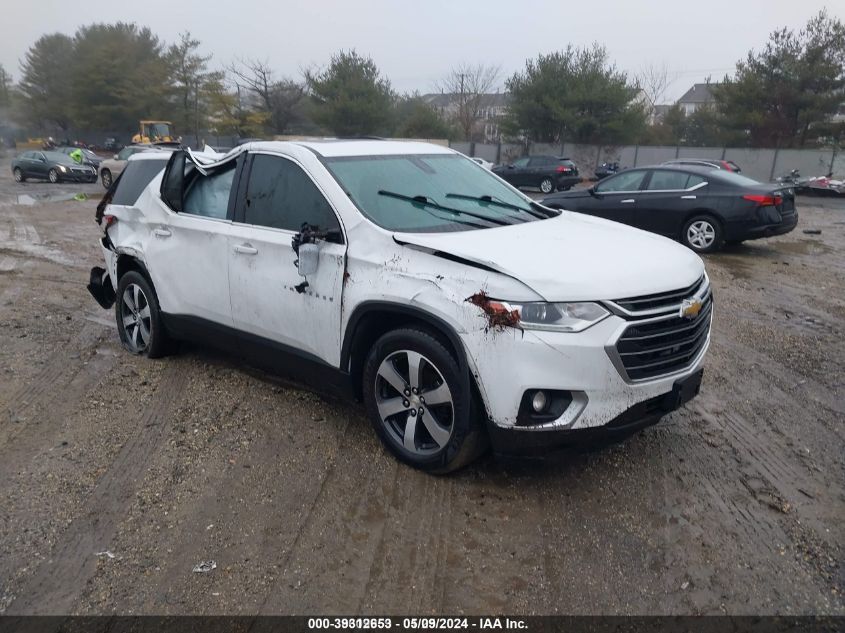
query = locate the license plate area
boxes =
[663,369,703,411]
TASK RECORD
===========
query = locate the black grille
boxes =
[615,293,712,381]
[614,276,705,313]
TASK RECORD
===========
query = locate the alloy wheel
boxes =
[687,220,716,250]
[120,283,152,353]
[13,169,22,182]
[540,178,553,194]
[374,350,454,455]
[48,169,58,183]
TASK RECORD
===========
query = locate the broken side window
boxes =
[183,163,236,220]
[111,159,170,206]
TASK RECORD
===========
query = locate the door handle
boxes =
[681,195,697,200]
[234,243,258,255]
[153,228,171,237]
[621,199,636,204]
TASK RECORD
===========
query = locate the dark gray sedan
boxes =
[11,150,98,184]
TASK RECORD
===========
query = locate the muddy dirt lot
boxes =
[0,155,842,616]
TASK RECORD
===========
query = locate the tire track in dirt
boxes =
[251,419,391,615]
[5,363,188,614]
[0,321,113,456]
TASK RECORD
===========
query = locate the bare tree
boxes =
[227,58,305,134]
[436,63,501,141]
[636,62,676,121]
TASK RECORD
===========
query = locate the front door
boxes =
[583,169,649,225]
[227,152,347,367]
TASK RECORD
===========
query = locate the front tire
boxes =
[101,169,112,189]
[13,168,25,183]
[682,215,723,253]
[539,177,554,194]
[362,328,485,473]
[115,271,171,358]
[48,168,59,184]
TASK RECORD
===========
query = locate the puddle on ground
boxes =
[710,239,832,280]
[14,192,93,205]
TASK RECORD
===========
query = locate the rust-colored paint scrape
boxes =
[466,291,521,331]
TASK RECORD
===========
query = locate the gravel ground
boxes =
[0,155,842,615]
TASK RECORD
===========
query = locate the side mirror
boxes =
[507,163,515,169]
[297,243,320,277]
[589,186,599,196]
[160,150,186,212]
[113,154,119,160]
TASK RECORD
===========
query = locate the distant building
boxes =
[652,104,673,124]
[677,83,720,115]
[422,92,510,142]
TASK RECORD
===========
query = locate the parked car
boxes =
[11,150,97,184]
[493,155,580,193]
[595,161,620,180]
[58,146,103,171]
[99,144,171,189]
[541,165,797,253]
[470,157,494,170]
[662,158,741,173]
[88,141,710,473]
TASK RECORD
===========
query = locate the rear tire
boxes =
[682,215,723,253]
[115,271,172,358]
[362,327,486,474]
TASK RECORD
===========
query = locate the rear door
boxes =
[227,151,347,366]
[145,157,240,327]
[583,169,648,225]
[527,156,551,187]
[635,170,708,237]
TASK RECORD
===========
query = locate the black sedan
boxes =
[11,150,98,184]
[493,155,580,194]
[57,146,103,171]
[541,165,798,253]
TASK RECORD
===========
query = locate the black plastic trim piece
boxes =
[161,313,354,400]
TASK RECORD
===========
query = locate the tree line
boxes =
[1,11,843,148]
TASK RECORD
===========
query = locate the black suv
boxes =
[493,155,580,193]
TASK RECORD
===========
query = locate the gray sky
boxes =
[2,0,840,101]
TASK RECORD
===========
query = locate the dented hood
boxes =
[393,212,704,301]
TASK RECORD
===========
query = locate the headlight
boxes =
[58,165,68,172]
[502,301,609,332]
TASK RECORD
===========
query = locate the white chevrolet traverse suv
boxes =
[88,140,711,473]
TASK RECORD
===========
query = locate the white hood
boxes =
[393,212,705,301]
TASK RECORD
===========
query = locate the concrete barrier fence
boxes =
[449,140,844,183]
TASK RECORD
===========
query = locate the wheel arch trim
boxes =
[340,301,488,415]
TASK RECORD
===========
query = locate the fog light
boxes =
[531,390,548,412]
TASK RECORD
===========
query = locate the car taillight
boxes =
[743,194,782,206]
[103,215,117,227]
[556,165,571,173]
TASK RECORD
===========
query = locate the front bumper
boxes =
[60,171,98,182]
[487,369,703,455]
[464,290,711,453]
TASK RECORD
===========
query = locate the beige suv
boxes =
[99,145,172,188]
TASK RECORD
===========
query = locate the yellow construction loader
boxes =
[132,121,177,144]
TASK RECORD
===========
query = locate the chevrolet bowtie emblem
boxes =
[679,298,703,319]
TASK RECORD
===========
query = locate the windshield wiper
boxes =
[377,190,514,226]
[445,193,554,219]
